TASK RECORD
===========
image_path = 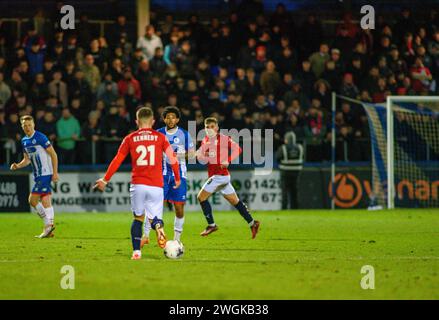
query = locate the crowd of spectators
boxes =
[1,3,439,165]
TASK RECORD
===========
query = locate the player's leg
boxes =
[29,193,48,224]
[30,193,53,238]
[168,178,187,241]
[29,176,48,224]
[130,184,147,259]
[141,211,151,248]
[29,175,55,238]
[131,214,145,260]
[173,202,184,241]
[142,176,169,247]
[145,186,166,249]
[41,194,54,226]
[35,194,55,238]
[30,193,55,239]
[142,192,160,248]
[35,175,56,238]
[198,177,219,236]
[222,184,260,239]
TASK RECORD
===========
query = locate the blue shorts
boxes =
[163,176,187,204]
[32,175,52,195]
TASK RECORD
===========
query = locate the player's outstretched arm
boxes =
[45,145,59,182]
[10,153,31,171]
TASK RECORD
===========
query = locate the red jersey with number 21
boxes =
[104,128,180,187]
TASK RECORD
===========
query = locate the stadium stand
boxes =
[1,2,439,165]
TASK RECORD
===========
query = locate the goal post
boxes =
[385,96,439,209]
[332,94,439,209]
[387,95,394,209]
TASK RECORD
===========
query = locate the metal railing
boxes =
[1,136,373,165]
[3,135,437,166]
[1,16,363,41]
[0,18,117,39]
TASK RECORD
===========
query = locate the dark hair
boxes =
[162,106,181,119]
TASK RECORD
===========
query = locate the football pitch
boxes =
[0,209,438,300]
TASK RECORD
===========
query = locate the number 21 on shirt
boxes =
[136,145,155,166]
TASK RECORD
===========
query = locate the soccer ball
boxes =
[164,240,184,259]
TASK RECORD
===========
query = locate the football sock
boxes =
[35,203,49,225]
[131,220,143,251]
[174,217,184,241]
[200,200,214,225]
[151,217,164,230]
[235,201,254,225]
[143,219,151,238]
[45,206,54,225]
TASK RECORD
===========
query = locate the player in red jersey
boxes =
[94,107,181,260]
[196,117,260,238]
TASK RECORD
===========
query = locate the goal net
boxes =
[363,97,439,209]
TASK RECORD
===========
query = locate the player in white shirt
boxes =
[10,115,59,238]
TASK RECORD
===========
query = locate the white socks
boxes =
[35,203,49,225]
[35,203,54,226]
[174,217,184,241]
[143,217,185,240]
[143,219,151,238]
[45,207,54,225]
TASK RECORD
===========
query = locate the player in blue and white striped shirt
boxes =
[10,115,59,238]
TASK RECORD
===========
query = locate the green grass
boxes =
[0,209,438,300]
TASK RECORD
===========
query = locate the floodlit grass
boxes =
[0,209,438,299]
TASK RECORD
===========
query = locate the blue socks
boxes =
[200,199,253,226]
[200,200,215,225]
[131,219,143,251]
[151,217,164,230]
[235,201,254,225]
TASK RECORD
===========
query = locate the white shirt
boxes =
[136,34,163,61]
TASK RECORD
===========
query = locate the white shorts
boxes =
[201,175,236,195]
[130,184,164,219]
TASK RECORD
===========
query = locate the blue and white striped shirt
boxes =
[158,126,194,179]
[21,131,53,179]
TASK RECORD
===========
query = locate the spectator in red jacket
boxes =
[410,57,433,93]
[117,68,141,100]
